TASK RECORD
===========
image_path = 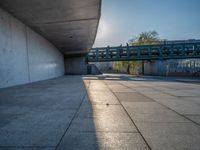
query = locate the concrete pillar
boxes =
[144,60,167,76]
[65,56,87,75]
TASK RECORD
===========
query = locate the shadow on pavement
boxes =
[0,76,100,150]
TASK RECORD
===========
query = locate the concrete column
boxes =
[144,60,167,76]
[65,56,87,75]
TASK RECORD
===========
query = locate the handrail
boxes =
[87,41,200,62]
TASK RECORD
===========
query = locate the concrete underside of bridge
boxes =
[0,0,101,88]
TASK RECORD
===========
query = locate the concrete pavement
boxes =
[0,74,200,150]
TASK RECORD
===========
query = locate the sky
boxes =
[93,0,200,47]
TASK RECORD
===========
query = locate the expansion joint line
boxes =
[103,81,152,150]
[55,81,90,150]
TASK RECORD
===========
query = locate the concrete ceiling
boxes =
[0,0,101,56]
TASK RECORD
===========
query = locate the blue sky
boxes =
[93,0,200,47]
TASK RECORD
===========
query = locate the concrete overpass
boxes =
[0,0,101,88]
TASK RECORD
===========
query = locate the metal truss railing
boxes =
[86,41,200,62]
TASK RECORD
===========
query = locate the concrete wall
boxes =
[0,8,65,88]
[167,59,200,76]
[65,57,87,75]
[92,62,113,72]
[87,64,101,75]
[144,59,200,76]
[144,60,167,76]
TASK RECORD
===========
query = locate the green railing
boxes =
[86,41,200,62]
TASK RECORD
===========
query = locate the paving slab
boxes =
[162,89,196,97]
[115,92,154,102]
[87,91,119,105]
[129,87,155,92]
[140,91,177,100]
[140,91,200,115]
[0,76,86,147]
[57,132,149,150]
[104,80,122,85]
[135,122,200,150]
[1,74,200,150]
[0,147,55,150]
[89,81,110,92]
[122,102,189,123]
[107,84,134,93]
[181,96,200,105]
[185,115,200,124]
[153,97,200,115]
[68,104,137,132]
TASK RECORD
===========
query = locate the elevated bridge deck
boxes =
[87,41,200,62]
